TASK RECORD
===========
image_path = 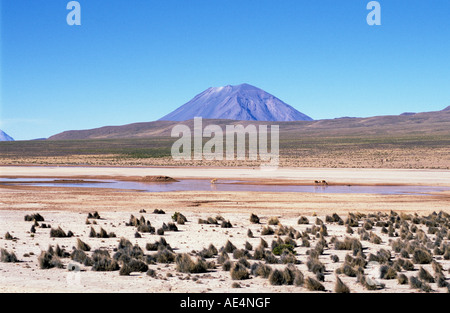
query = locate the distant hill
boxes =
[159,83,313,122]
[48,106,450,140]
[0,130,14,141]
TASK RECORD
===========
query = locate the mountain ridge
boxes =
[48,106,450,140]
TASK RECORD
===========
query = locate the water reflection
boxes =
[1,178,449,196]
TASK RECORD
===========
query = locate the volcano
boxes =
[159,83,313,122]
[0,130,14,141]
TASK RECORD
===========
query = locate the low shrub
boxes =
[272,244,295,256]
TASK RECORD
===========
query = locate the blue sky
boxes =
[1,0,450,140]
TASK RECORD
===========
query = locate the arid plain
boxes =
[1,166,449,293]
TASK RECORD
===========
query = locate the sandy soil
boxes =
[0,166,449,293]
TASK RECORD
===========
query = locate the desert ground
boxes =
[1,166,449,293]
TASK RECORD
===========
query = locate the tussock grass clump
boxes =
[176,254,208,274]
[268,265,303,286]
[54,245,70,258]
[153,209,165,214]
[335,276,350,293]
[400,258,415,271]
[38,251,63,269]
[306,256,326,274]
[345,213,359,227]
[50,226,73,238]
[261,226,274,236]
[233,249,250,260]
[148,248,176,264]
[87,211,101,219]
[113,239,145,263]
[1,248,19,263]
[172,212,187,224]
[24,213,44,222]
[264,251,280,264]
[91,249,120,271]
[369,232,382,244]
[221,220,233,228]
[145,237,172,251]
[119,259,148,275]
[71,249,89,264]
[230,262,250,280]
[298,216,309,224]
[397,273,409,285]
[436,273,448,288]
[198,244,218,259]
[4,232,14,240]
[137,224,155,233]
[368,249,392,265]
[336,263,358,277]
[409,276,432,292]
[268,217,280,226]
[418,267,435,283]
[250,213,260,224]
[167,222,178,231]
[89,227,116,238]
[412,248,433,264]
[222,260,233,271]
[251,262,272,279]
[334,237,362,253]
[280,251,298,264]
[305,277,326,291]
[76,238,91,252]
[268,269,284,286]
[431,261,443,274]
[379,265,397,280]
[217,250,229,264]
[198,217,218,225]
[223,240,237,253]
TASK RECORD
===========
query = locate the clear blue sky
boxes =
[1,0,449,140]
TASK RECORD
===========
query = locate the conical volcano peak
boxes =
[0,130,14,141]
[159,84,313,122]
